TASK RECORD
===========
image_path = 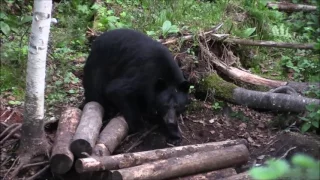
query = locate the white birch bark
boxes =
[21,0,52,148]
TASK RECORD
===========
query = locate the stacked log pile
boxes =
[50,101,252,180]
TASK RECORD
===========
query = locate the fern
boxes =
[271,24,293,41]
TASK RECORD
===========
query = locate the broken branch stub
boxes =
[75,139,248,173]
[50,107,82,174]
[93,116,129,156]
[110,144,250,180]
[70,102,104,158]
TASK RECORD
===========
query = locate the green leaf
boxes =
[305,104,315,111]
[20,15,33,24]
[8,100,22,105]
[0,12,8,20]
[162,20,172,34]
[299,117,309,121]
[0,21,10,36]
[292,154,318,168]
[168,25,179,34]
[242,27,256,38]
[311,120,319,128]
[301,122,311,133]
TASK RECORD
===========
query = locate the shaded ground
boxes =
[1,97,319,179]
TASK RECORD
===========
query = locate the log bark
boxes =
[171,168,237,180]
[75,139,248,173]
[222,171,252,180]
[266,2,317,12]
[222,38,314,49]
[93,116,129,156]
[50,107,82,174]
[70,102,104,158]
[110,144,249,180]
[199,74,320,113]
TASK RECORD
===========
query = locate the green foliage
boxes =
[299,103,320,133]
[212,101,224,111]
[280,52,320,82]
[161,20,179,38]
[230,111,250,122]
[249,154,320,180]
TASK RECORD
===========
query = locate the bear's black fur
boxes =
[82,28,190,145]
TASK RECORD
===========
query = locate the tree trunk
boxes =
[75,139,247,173]
[70,102,104,158]
[266,2,317,12]
[50,107,82,174]
[93,116,129,156]
[18,0,52,166]
[110,144,249,180]
[198,74,320,113]
[171,168,237,180]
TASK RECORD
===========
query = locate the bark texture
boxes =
[75,139,247,173]
[110,144,249,180]
[70,102,104,158]
[50,107,82,174]
[171,168,237,180]
[266,2,317,12]
[93,116,128,156]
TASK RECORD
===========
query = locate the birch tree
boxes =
[9,0,53,179]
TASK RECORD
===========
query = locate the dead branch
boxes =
[75,139,247,173]
[93,116,129,156]
[171,168,237,180]
[124,125,158,153]
[70,102,104,158]
[50,107,82,174]
[266,2,317,12]
[222,38,315,49]
[0,123,21,145]
[110,144,249,180]
[159,23,224,45]
[199,74,320,113]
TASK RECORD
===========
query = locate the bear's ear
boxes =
[155,78,168,92]
[177,80,190,93]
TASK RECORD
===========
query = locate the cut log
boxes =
[75,139,248,173]
[198,74,320,113]
[171,168,237,180]
[222,171,252,180]
[266,2,317,12]
[110,144,249,180]
[70,102,104,158]
[223,38,314,49]
[50,107,82,174]
[93,116,129,156]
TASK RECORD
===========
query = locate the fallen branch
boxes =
[75,139,247,173]
[110,144,249,180]
[0,123,21,145]
[198,42,319,93]
[70,102,104,158]
[93,116,129,156]
[266,2,317,12]
[222,38,314,49]
[199,74,320,113]
[171,168,237,180]
[50,107,82,174]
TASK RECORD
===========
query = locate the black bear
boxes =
[82,28,190,145]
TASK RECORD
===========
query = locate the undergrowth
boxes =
[0,0,319,107]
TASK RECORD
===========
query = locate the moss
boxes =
[199,74,237,100]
